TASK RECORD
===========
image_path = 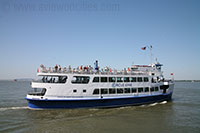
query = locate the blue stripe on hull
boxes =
[27,93,172,109]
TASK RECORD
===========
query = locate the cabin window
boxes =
[109,88,116,94]
[124,88,131,93]
[155,87,159,91]
[73,89,77,93]
[131,88,137,93]
[117,77,123,82]
[137,77,143,82]
[144,87,149,92]
[101,88,108,94]
[150,87,155,92]
[124,77,130,82]
[109,77,116,82]
[130,77,136,82]
[71,76,90,84]
[41,76,67,83]
[93,89,99,95]
[138,88,143,93]
[28,88,46,96]
[160,85,169,90]
[151,78,156,83]
[117,88,123,94]
[101,77,107,82]
[83,89,86,93]
[93,77,99,82]
[144,77,149,82]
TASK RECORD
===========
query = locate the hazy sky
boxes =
[0,0,200,80]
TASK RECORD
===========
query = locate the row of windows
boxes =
[41,76,67,83]
[72,87,159,94]
[40,76,151,84]
[93,87,159,95]
[93,77,149,83]
[71,76,149,84]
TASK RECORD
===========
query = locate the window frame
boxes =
[144,87,149,92]
[124,88,131,93]
[93,88,100,95]
[131,88,137,93]
[117,88,124,94]
[101,77,108,82]
[137,77,143,82]
[101,88,108,94]
[71,76,90,84]
[138,88,143,93]
[109,88,116,94]
[130,77,137,82]
[124,77,130,82]
[144,77,149,82]
[117,77,123,82]
[93,77,99,82]
[109,77,116,82]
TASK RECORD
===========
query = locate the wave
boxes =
[0,106,29,111]
[148,102,158,107]
[159,101,167,104]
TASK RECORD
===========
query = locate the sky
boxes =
[0,0,200,80]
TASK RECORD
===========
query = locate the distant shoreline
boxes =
[0,78,33,82]
[175,80,200,82]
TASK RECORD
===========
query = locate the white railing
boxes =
[37,66,150,76]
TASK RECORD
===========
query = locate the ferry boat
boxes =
[25,59,174,109]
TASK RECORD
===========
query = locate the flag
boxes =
[141,47,146,50]
[171,73,173,75]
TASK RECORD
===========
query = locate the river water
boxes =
[0,81,200,133]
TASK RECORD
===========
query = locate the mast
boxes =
[141,45,153,66]
[150,45,152,66]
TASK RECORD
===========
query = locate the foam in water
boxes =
[0,106,29,111]
[159,101,167,104]
[148,102,158,107]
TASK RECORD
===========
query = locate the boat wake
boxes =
[148,101,168,107]
[148,102,158,107]
[0,106,29,111]
[159,101,167,104]
[139,101,168,108]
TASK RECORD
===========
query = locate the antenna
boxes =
[141,45,153,65]
[150,45,152,65]
[147,45,153,65]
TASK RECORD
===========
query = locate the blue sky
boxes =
[0,0,200,80]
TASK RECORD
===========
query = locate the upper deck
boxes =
[37,63,163,76]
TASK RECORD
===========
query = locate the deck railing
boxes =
[37,66,151,75]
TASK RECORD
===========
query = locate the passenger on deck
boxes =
[86,66,89,71]
[55,64,58,72]
[49,78,53,83]
[69,65,71,72]
[59,65,61,72]
[42,77,45,82]
[49,67,52,72]
[63,67,67,72]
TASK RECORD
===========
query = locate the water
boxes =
[0,81,200,133]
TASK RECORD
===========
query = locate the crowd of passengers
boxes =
[39,64,139,74]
